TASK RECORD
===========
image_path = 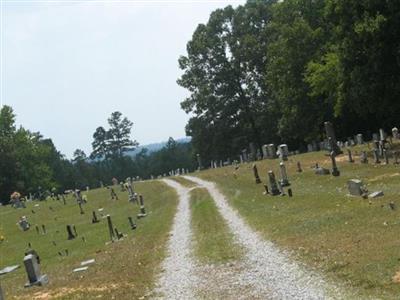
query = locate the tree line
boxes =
[178,0,400,162]
[0,106,195,204]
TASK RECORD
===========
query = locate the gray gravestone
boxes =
[267,171,280,196]
[252,164,261,184]
[66,225,75,240]
[106,215,115,242]
[262,145,268,159]
[266,144,277,159]
[92,211,99,224]
[348,179,364,196]
[392,127,399,139]
[324,121,342,155]
[379,128,387,141]
[360,151,368,164]
[356,134,363,145]
[23,254,48,287]
[278,144,289,161]
[128,217,137,230]
[279,162,290,186]
[330,152,340,176]
[383,149,389,165]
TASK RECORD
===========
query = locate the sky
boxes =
[1,0,245,158]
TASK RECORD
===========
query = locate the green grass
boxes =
[0,181,178,299]
[195,144,400,299]
[190,187,241,264]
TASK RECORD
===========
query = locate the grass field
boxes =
[0,181,178,299]
[194,144,400,299]
[189,187,242,263]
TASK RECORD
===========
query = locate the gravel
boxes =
[184,175,348,300]
[153,179,197,299]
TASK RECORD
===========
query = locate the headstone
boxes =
[356,134,364,145]
[252,164,262,184]
[383,149,389,165]
[266,144,277,159]
[66,225,75,240]
[324,121,342,155]
[91,211,99,224]
[288,188,293,197]
[267,171,280,196]
[296,161,302,173]
[23,254,48,287]
[315,167,330,175]
[18,216,30,231]
[106,215,115,242]
[242,149,248,162]
[372,133,379,142]
[379,128,387,141]
[262,145,268,159]
[392,127,399,139]
[360,151,368,164]
[278,144,289,161]
[347,149,354,163]
[137,206,147,219]
[330,151,340,176]
[307,144,313,152]
[128,217,137,230]
[347,179,364,196]
[35,226,39,235]
[41,225,46,235]
[279,162,290,186]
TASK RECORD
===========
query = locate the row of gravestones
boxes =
[10,177,149,294]
[198,122,400,172]
[252,162,294,197]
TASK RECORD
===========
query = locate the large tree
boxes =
[178,1,277,161]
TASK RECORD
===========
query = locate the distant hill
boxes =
[126,137,191,157]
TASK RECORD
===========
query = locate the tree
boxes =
[265,0,330,145]
[73,149,87,162]
[307,0,400,134]
[107,112,138,158]
[91,126,109,159]
[178,1,277,161]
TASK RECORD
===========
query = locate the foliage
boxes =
[179,0,400,157]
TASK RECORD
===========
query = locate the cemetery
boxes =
[2,128,400,298]
[0,181,178,299]
[1,0,400,298]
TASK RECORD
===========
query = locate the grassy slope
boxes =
[189,188,241,263]
[196,145,400,299]
[0,180,177,299]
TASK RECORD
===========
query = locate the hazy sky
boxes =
[1,0,244,158]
